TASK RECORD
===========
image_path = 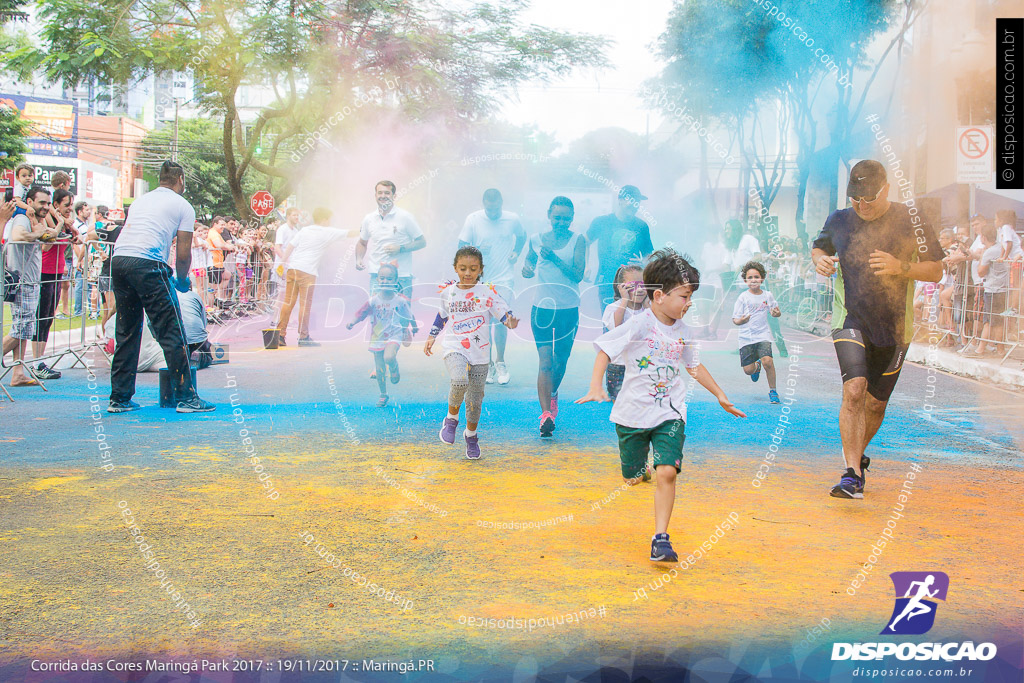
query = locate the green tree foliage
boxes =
[0,0,29,24]
[0,105,30,171]
[7,0,607,219]
[653,0,908,245]
[140,118,260,220]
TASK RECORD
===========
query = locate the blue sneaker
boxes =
[107,399,141,413]
[176,396,216,413]
[650,533,678,562]
[830,468,865,499]
[751,360,762,382]
[769,389,780,403]
[439,416,458,445]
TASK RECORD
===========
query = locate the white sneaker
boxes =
[486,362,496,384]
[496,361,510,385]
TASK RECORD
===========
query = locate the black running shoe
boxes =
[176,396,216,413]
[830,468,865,499]
[650,533,678,562]
[297,337,321,347]
[35,363,61,380]
[107,400,141,413]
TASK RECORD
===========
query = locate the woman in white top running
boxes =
[521,196,587,437]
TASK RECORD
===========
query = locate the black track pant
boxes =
[110,255,196,403]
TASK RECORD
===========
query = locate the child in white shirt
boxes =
[425,246,518,459]
[732,261,782,403]
[601,264,647,399]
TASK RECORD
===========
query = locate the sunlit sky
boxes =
[502,0,675,147]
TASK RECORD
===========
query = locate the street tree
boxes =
[6,0,607,220]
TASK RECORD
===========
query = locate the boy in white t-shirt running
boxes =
[577,249,746,563]
[732,261,782,403]
[425,246,519,459]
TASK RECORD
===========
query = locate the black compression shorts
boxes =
[832,328,908,402]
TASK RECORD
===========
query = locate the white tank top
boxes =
[530,231,586,310]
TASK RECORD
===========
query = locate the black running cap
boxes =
[846,160,887,199]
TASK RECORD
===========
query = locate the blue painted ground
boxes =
[4,325,1022,473]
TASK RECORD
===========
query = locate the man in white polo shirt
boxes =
[458,188,526,385]
[355,180,426,297]
[108,160,215,414]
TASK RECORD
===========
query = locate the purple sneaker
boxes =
[465,433,480,459]
[439,416,459,445]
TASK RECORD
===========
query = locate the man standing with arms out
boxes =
[275,207,356,347]
[356,180,426,298]
[587,185,654,308]
[811,160,942,499]
[107,161,215,414]
[458,188,526,385]
[2,188,59,386]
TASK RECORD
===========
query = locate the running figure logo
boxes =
[881,572,949,635]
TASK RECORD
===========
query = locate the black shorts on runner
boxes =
[739,341,772,367]
[832,328,908,402]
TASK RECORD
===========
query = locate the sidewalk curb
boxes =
[907,344,1024,390]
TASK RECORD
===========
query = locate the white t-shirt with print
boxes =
[732,289,778,346]
[437,282,512,365]
[594,308,701,429]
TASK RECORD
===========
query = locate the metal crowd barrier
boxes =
[203,244,279,328]
[1,237,109,400]
[920,261,1024,366]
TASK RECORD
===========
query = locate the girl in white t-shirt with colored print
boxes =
[425,246,519,459]
[348,264,418,408]
[732,261,782,403]
[601,264,648,399]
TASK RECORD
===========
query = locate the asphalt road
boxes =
[1,320,1022,682]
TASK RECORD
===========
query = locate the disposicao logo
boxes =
[881,571,948,635]
[832,572,997,662]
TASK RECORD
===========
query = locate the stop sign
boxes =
[250,191,275,217]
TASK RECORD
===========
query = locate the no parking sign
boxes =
[956,126,993,183]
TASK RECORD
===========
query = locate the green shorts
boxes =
[614,420,686,478]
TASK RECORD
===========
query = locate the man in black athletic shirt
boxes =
[811,160,943,499]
